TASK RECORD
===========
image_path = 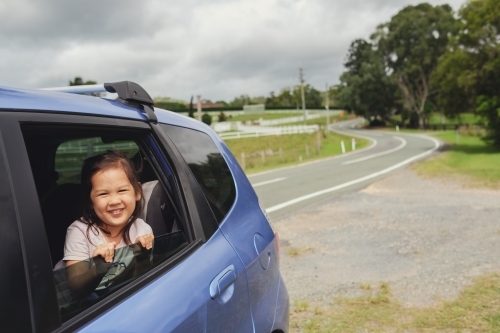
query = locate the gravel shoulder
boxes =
[276,169,500,308]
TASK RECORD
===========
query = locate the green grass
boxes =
[287,113,355,127]
[227,112,300,122]
[390,112,483,126]
[291,273,500,332]
[225,131,369,174]
[412,131,500,188]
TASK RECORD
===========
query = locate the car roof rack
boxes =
[41,81,157,123]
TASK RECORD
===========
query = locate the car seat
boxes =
[140,180,177,236]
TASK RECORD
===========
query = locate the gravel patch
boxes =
[276,169,500,308]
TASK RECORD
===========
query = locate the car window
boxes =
[56,138,139,184]
[161,124,236,223]
[54,231,188,322]
[20,124,189,324]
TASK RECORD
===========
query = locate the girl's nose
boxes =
[108,194,121,205]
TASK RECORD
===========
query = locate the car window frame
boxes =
[0,111,212,332]
[0,124,33,332]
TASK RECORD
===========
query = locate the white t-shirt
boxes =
[56,218,153,290]
[54,218,152,269]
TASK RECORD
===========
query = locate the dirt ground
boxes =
[276,169,500,308]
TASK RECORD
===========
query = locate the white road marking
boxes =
[342,136,407,165]
[252,177,287,187]
[266,136,440,213]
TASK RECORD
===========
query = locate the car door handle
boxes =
[209,265,236,299]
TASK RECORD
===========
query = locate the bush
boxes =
[202,113,212,126]
[218,111,228,122]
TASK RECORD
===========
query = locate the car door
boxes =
[159,122,281,332]
[0,111,253,332]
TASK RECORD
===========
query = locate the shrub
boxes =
[202,113,212,125]
[218,111,228,122]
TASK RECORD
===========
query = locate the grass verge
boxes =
[291,273,500,332]
[410,131,500,188]
[225,131,369,174]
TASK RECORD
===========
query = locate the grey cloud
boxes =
[1,0,466,101]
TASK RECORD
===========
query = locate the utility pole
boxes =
[299,68,306,122]
[196,95,202,121]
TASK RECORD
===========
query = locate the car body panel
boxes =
[77,230,253,333]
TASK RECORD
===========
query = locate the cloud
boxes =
[0,0,466,101]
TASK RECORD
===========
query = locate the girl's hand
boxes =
[135,234,154,250]
[92,242,117,263]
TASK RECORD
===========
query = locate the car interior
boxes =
[21,126,182,267]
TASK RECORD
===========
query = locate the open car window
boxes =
[55,138,139,185]
[53,231,188,323]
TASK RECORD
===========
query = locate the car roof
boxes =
[0,85,218,140]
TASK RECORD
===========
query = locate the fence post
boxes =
[396,125,399,132]
[352,138,356,151]
[241,152,246,170]
[341,140,346,154]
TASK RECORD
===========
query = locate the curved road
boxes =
[249,118,441,220]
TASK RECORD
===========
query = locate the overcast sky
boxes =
[1,0,465,102]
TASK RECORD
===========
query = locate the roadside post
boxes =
[325,83,329,134]
[196,95,202,121]
[341,140,346,154]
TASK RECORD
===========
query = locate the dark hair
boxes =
[79,150,144,245]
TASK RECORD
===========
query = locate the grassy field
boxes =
[286,113,356,127]
[411,131,500,188]
[227,112,300,122]
[225,131,369,174]
[291,273,500,332]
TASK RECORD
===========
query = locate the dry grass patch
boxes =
[291,273,500,332]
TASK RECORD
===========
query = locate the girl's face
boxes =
[90,167,141,233]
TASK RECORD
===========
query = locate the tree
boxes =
[373,3,458,128]
[336,39,397,124]
[69,77,100,96]
[69,77,96,86]
[264,85,322,109]
[433,0,500,147]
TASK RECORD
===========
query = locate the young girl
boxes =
[62,150,154,270]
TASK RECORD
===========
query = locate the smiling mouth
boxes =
[109,208,124,216]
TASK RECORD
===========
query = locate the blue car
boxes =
[0,81,289,332]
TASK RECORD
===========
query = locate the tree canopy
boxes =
[336,39,396,124]
[377,3,458,127]
[433,0,500,147]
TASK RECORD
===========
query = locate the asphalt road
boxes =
[249,119,441,221]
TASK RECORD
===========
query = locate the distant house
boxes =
[186,100,225,109]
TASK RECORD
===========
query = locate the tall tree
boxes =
[337,39,396,124]
[373,3,458,128]
[433,0,500,147]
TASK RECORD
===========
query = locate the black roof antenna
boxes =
[104,81,157,123]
